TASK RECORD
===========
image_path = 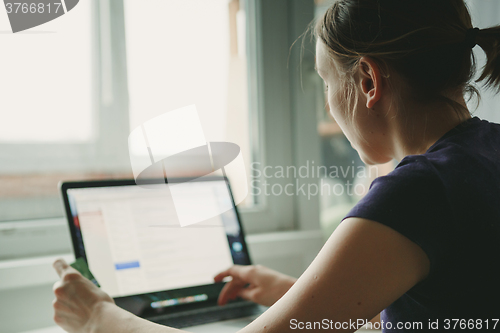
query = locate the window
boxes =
[0,0,133,222]
[124,0,252,207]
[1,0,321,235]
[0,4,92,142]
[465,0,500,123]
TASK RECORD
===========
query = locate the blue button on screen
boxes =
[115,261,140,270]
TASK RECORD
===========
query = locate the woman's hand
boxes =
[52,259,115,333]
[214,264,296,307]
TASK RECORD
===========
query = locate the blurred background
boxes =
[1,0,499,332]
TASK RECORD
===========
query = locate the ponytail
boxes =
[476,26,500,93]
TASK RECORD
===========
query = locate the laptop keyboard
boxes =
[148,301,266,328]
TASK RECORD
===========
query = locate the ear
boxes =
[358,57,383,109]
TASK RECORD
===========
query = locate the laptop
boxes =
[60,177,266,329]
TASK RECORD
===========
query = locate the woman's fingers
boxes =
[53,259,70,278]
[213,270,231,283]
[237,285,260,302]
[214,265,244,282]
[217,278,248,305]
[214,265,261,283]
[217,279,237,305]
[52,297,83,331]
[215,265,267,305]
[53,280,62,292]
[52,298,75,314]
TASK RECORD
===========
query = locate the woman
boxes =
[52,0,500,332]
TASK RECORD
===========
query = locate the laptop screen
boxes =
[63,178,250,311]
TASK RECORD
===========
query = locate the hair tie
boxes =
[464,27,480,49]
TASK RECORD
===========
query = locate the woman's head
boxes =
[314,0,500,164]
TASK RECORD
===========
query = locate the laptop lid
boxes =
[60,177,252,318]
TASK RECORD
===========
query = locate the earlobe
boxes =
[366,88,378,109]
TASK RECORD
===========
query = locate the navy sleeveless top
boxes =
[344,117,500,332]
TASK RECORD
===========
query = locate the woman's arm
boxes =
[53,217,429,333]
[237,217,429,332]
[89,302,185,333]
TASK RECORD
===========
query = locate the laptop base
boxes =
[148,301,267,329]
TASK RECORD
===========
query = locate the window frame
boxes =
[240,0,321,233]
